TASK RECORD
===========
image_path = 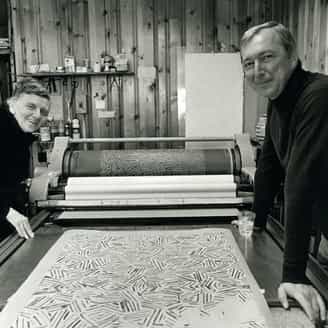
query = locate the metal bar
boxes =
[55,208,240,220]
[37,197,253,208]
[68,136,234,143]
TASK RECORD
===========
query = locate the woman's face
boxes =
[9,93,50,132]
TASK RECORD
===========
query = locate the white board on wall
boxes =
[185,53,243,147]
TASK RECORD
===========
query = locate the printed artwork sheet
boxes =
[0,228,274,328]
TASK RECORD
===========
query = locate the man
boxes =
[240,21,328,324]
[0,78,50,240]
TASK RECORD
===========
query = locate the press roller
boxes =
[29,135,255,217]
[62,148,236,177]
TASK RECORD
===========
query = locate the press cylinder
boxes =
[62,148,240,177]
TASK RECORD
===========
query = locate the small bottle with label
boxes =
[40,120,51,143]
[72,118,81,139]
[48,117,59,140]
[64,120,72,137]
[39,119,51,164]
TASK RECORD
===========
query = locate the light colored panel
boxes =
[185,53,243,141]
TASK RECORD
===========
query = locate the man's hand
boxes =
[278,282,326,325]
[6,208,34,239]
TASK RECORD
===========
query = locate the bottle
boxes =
[58,120,65,136]
[64,120,72,137]
[39,119,51,165]
[40,119,51,143]
[72,118,81,139]
[49,117,59,140]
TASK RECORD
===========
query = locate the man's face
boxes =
[10,93,50,132]
[241,29,296,99]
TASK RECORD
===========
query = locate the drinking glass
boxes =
[238,210,256,257]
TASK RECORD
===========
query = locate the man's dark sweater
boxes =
[253,62,328,283]
[0,104,35,236]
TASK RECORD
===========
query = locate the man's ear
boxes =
[7,98,16,114]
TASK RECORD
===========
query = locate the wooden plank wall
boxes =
[11,0,325,146]
[272,0,328,76]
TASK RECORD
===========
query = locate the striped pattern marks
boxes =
[10,229,267,328]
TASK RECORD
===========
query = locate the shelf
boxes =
[20,71,134,78]
[0,48,10,55]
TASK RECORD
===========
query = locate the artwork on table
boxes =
[0,228,274,328]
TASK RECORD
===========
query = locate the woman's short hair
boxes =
[11,77,50,100]
[240,21,297,60]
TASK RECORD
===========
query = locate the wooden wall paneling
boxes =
[203,0,216,52]
[72,0,89,67]
[302,0,311,69]
[231,0,241,51]
[234,0,247,38]
[311,0,321,72]
[262,0,273,22]
[137,0,156,142]
[168,0,183,140]
[305,0,315,71]
[103,0,114,138]
[39,0,64,120]
[319,0,328,73]
[71,0,89,140]
[20,0,39,72]
[288,0,299,39]
[256,0,272,23]
[88,0,109,147]
[153,0,160,141]
[232,0,248,134]
[39,0,60,71]
[119,0,137,144]
[185,0,203,52]
[245,0,255,28]
[10,0,23,77]
[280,1,289,27]
[272,0,283,23]
[58,0,72,58]
[58,0,73,123]
[216,0,232,52]
[156,0,169,141]
[296,0,306,64]
[105,0,120,144]
[253,0,261,25]
[132,0,140,141]
[168,18,180,139]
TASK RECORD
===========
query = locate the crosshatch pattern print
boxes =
[10,229,268,328]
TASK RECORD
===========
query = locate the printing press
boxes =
[29,134,255,221]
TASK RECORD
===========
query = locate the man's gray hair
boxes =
[11,77,50,100]
[240,21,297,60]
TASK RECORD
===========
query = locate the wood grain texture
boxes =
[11,0,327,146]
